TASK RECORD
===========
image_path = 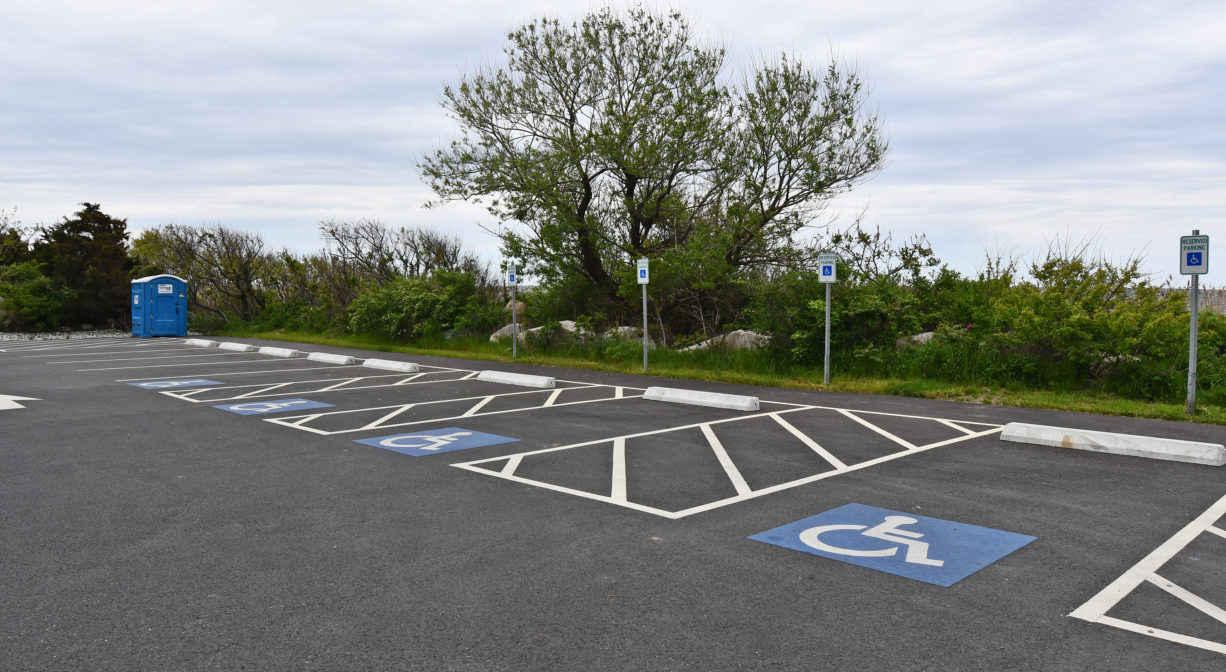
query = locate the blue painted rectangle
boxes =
[750,503,1036,587]
[355,427,518,456]
[130,379,224,389]
[214,398,334,415]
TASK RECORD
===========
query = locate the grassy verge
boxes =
[222,327,1226,426]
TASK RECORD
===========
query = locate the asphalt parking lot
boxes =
[2,335,1224,671]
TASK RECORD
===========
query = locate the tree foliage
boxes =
[32,203,131,326]
[421,5,887,328]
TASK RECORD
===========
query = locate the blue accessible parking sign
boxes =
[750,503,1036,587]
[355,427,518,457]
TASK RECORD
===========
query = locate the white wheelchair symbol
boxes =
[228,400,310,413]
[799,515,945,567]
[378,431,473,451]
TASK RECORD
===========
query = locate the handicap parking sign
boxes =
[130,379,224,389]
[214,398,334,415]
[1188,252,1202,266]
[354,427,518,457]
[750,503,1036,587]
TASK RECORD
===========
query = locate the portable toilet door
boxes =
[131,275,188,338]
[130,282,145,337]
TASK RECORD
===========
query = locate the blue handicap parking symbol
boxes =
[214,398,334,415]
[354,427,518,457]
[130,379,224,390]
[750,503,1036,587]
[1188,252,1203,266]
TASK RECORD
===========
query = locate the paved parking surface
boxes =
[2,335,1225,670]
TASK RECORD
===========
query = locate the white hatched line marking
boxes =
[315,377,363,392]
[267,386,638,436]
[228,382,294,399]
[1095,616,1226,656]
[542,389,565,407]
[392,372,429,385]
[114,364,369,381]
[1206,525,1226,540]
[1148,574,1226,626]
[362,404,418,431]
[701,424,751,496]
[770,413,848,470]
[500,455,524,477]
[838,409,918,450]
[160,370,477,401]
[937,419,978,435]
[1071,492,1226,623]
[453,416,1002,519]
[452,462,678,518]
[462,396,496,417]
[611,438,628,501]
[668,426,1002,519]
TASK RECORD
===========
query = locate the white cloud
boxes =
[2,0,1223,287]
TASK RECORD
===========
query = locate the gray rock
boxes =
[681,329,771,351]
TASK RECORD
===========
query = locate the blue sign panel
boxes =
[214,398,334,415]
[1188,252,1202,267]
[750,503,1036,587]
[822,265,832,276]
[130,378,224,390]
[355,427,518,457]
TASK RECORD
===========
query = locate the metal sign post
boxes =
[508,263,518,359]
[638,258,650,372]
[1181,231,1209,415]
[817,253,838,386]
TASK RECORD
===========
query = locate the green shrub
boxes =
[0,261,73,330]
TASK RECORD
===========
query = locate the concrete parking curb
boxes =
[362,358,420,373]
[218,342,257,352]
[476,370,556,388]
[643,386,760,412]
[307,352,358,365]
[1001,422,1226,466]
[184,338,218,347]
[258,346,301,358]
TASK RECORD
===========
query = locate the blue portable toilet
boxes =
[131,275,188,338]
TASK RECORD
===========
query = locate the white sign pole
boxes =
[508,263,518,360]
[824,282,832,386]
[1184,231,1204,415]
[638,258,650,372]
[817,253,838,386]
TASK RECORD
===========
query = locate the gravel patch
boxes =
[0,329,132,341]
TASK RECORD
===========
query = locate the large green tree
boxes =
[421,4,887,328]
[32,203,131,326]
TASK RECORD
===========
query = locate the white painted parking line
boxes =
[49,352,253,364]
[80,357,330,372]
[114,364,371,382]
[770,413,848,470]
[453,406,1004,519]
[839,409,917,450]
[155,369,479,402]
[21,347,202,358]
[701,423,752,496]
[1070,491,1226,656]
[267,384,643,436]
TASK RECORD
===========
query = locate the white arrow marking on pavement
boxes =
[0,394,40,410]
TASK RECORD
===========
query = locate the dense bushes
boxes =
[346,271,502,341]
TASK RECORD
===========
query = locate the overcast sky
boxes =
[3,0,1222,286]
